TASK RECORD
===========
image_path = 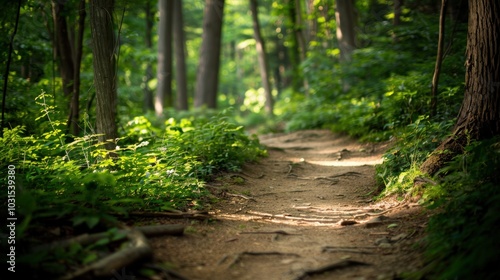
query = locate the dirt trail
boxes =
[151,130,426,280]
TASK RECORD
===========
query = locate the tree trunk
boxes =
[194,0,225,109]
[173,0,188,111]
[421,0,500,176]
[393,0,403,26]
[335,0,357,92]
[143,0,154,112]
[156,0,174,117]
[250,0,273,116]
[68,0,86,136]
[335,0,357,63]
[286,0,302,93]
[430,0,447,118]
[52,0,75,97]
[89,0,118,151]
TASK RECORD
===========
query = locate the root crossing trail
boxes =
[151,130,426,280]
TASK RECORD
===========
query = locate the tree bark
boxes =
[52,0,75,97]
[173,0,188,111]
[68,0,86,136]
[156,0,174,117]
[421,0,500,176]
[250,0,274,116]
[335,0,358,92]
[335,0,357,63]
[143,0,154,112]
[194,0,225,109]
[89,0,118,151]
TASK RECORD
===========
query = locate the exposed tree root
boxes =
[295,260,370,280]
[239,230,299,235]
[36,224,185,252]
[59,228,152,279]
[219,251,301,268]
[322,246,377,254]
[128,210,210,220]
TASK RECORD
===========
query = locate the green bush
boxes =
[422,138,500,279]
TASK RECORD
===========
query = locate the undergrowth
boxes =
[0,93,265,277]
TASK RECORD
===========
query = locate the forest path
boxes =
[150,129,426,280]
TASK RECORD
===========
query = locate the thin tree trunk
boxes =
[173,0,188,111]
[421,0,500,176]
[156,0,174,117]
[250,0,273,116]
[1,0,21,138]
[68,0,86,136]
[52,0,75,97]
[194,0,225,109]
[335,0,357,92]
[89,0,118,151]
[335,0,357,63]
[430,0,447,118]
[143,0,154,112]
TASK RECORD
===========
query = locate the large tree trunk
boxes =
[89,0,118,151]
[156,0,174,117]
[250,0,273,116]
[173,0,188,111]
[194,0,225,109]
[421,0,500,176]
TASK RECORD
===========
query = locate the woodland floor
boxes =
[148,129,429,280]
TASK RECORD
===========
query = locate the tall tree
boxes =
[143,0,154,112]
[51,0,85,136]
[421,0,500,175]
[335,0,357,63]
[89,0,118,151]
[430,0,447,117]
[156,0,174,117]
[194,0,225,109]
[250,0,273,116]
[335,0,357,92]
[173,0,188,111]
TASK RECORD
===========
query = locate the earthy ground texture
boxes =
[150,129,429,280]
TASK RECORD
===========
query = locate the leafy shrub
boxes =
[422,137,500,279]
[376,116,454,195]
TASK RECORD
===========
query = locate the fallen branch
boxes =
[295,260,370,280]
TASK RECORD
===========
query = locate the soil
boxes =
[149,129,428,280]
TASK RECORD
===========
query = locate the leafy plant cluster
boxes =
[419,137,500,279]
[0,94,264,275]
